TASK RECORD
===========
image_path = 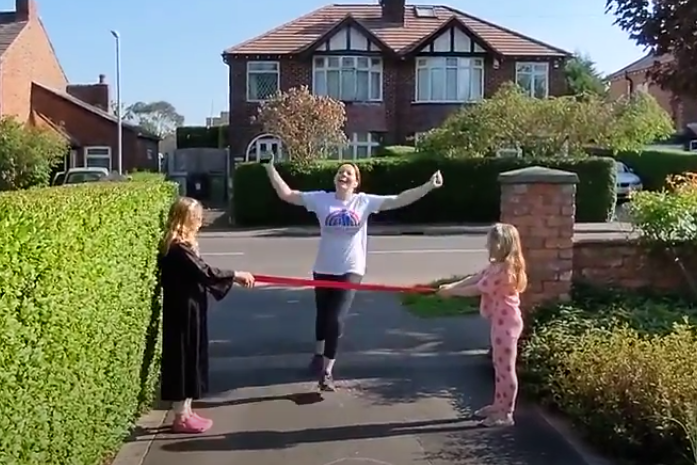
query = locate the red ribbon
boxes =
[254,274,435,294]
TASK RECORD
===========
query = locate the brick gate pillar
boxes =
[498,166,577,311]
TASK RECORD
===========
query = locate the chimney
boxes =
[15,0,36,21]
[380,0,405,23]
[66,75,110,111]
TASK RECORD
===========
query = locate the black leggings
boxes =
[313,272,362,359]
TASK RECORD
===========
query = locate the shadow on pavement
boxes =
[159,418,480,452]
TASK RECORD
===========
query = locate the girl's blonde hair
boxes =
[486,223,527,292]
[161,197,203,254]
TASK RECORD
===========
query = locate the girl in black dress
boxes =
[158,197,254,433]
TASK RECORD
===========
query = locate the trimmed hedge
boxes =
[590,147,697,191]
[176,125,228,149]
[232,155,616,226]
[0,181,176,464]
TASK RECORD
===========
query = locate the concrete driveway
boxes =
[133,234,597,465]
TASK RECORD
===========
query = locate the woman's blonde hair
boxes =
[486,223,527,292]
[161,197,203,254]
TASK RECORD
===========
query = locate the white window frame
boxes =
[328,132,381,160]
[312,56,383,102]
[245,133,284,162]
[246,61,280,102]
[84,146,111,170]
[415,57,484,103]
[515,62,549,98]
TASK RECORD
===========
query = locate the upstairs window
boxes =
[247,61,280,101]
[313,56,382,102]
[415,57,483,102]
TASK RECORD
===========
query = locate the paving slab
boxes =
[141,355,588,465]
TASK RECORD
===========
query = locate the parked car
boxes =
[52,167,110,186]
[616,161,642,200]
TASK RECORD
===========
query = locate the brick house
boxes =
[222,0,570,161]
[0,0,159,173]
[608,53,697,134]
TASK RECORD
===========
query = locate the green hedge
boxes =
[232,155,616,226]
[176,125,228,149]
[0,181,177,464]
[590,147,697,191]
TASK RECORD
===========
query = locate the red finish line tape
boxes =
[253,274,435,294]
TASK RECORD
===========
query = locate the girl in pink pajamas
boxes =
[437,223,527,427]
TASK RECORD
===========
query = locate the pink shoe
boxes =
[171,414,212,433]
[191,411,213,428]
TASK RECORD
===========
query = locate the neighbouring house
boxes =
[222,0,571,162]
[0,0,159,173]
[608,53,697,134]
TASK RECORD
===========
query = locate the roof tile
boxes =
[225,4,569,57]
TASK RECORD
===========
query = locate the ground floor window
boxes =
[245,134,283,162]
[327,132,382,160]
[84,146,111,170]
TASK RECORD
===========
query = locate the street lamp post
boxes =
[110,30,122,174]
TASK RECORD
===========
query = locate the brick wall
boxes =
[497,165,695,307]
[0,14,67,122]
[573,238,696,295]
[227,54,567,157]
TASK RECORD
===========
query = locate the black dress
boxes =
[158,242,235,401]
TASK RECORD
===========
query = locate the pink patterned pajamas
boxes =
[477,265,523,416]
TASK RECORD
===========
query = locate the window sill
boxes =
[342,100,383,105]
[411,100,481,105]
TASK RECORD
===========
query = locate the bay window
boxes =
[313,56,382,101]
[415,57,483,102]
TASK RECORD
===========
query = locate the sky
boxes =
[18,0,646,125]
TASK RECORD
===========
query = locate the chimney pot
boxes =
[99,74,106,84]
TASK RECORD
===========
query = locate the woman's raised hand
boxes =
[430,170,443,188]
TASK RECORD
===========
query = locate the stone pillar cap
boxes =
[498,166,579,184]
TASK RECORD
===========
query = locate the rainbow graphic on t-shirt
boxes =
[325,209,360,227]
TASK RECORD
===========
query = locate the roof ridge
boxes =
[606,53,655,80]
[440,5,570,56]
[223,4,334,54]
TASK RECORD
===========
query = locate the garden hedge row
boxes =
[590,147,697,190]
[0,181,177,464]
[521,286,697,464]
[232,155,616,226]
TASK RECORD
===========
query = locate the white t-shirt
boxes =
[301,191,397,276]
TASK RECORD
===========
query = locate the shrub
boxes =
[0,115,69,191]
[232,154,616,226]
[0,180,177,464]
[377,145,416,157]
[520,287,697,464]
[128,171,167,183]
[419,83,673,157]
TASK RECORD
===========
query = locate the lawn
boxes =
[401,275,480,318]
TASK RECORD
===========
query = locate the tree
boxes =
[254,86,347,163]
[0,116,68,190]
[419,82,673,157]
[605,0,697,96]
[125,101,184,138]
[565,52,607,98]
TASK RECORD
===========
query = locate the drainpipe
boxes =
[624,72,634,96]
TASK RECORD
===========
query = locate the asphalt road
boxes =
[200,235,489,286]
